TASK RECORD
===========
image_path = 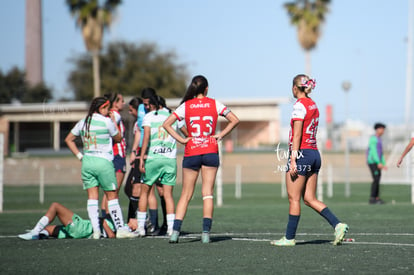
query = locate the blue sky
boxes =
[1,0,413,126]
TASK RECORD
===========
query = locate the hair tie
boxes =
[300,78,316,89]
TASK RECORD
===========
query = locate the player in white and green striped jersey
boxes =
[136,94,178,236]
[65,96,135,239]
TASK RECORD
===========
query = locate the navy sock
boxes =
[160,196,167,225]
[173,219,183,232]
[149,209,158,228]
[320,207,340,228]
[286,214,300,240]
[202,218,213,233]
[101,209,106,217]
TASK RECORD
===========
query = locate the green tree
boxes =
[68,41,189,100]
[0,67,52,104]
[284,0,330,74]
[66,0,121,98]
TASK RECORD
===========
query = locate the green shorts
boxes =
[81,155,117,191]
[143,158,176,186]
[57,214,93,239]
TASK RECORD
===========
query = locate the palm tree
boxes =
[66,0,121,98]
[284,0,330,75]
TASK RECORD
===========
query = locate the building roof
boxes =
[0,97,290,122]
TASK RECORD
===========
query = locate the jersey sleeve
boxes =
[173,103,185,121]
[70,120,83,136]
[291,102,307,121]
[215,100,231,116]
[137,104,146,128]
[142,113,151,127]
[106,117,119,137]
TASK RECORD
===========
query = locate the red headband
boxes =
[101,100,110,108]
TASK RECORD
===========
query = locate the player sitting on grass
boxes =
[18,202,137,240]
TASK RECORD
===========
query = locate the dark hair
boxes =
[158,96,171,113]
[103,92,120,109]
[83,96,109,138]
[374,122,386,130]
[141,87,156,99]
[180,75,208,104]
[129,97,142,110]
[147,94,171,115]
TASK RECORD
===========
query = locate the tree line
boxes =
[1,0,330,104]
[0,41,189,103]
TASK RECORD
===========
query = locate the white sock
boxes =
[137,211,147,230]
[32,216,49,234]
[87,199,100,233]
[167,214,175,232]
[108,199,124,229]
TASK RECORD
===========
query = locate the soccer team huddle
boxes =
[18,74,350,246]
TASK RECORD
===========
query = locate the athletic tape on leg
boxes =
[203,195,214,200]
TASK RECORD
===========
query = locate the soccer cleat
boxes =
[116,226,137,239]
[201,232,210,244]
[369,198,385,205]
[18,231,39,241]
[133,227,146,237]
[158,223,168,236]
[333,223,349,245]
[39,229,49,239]
[91,231,101,240]
[270,236,296,246]
[169,230,180,243]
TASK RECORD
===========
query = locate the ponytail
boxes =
[83,97,109,138]
[180,75,208,104]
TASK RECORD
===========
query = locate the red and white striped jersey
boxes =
[111,110,126,157]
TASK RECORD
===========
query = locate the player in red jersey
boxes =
[271,74,349,246]
[163,75,239,243]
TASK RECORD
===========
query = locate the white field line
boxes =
[6,232,414,247]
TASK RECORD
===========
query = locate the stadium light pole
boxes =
[342,81,351,198]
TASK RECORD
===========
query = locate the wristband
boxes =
[76,152,83,160]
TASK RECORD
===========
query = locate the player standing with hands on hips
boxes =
[65,97,134,239]
[271,74,348,246]
[163,75,239,243]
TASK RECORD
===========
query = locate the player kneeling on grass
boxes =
[17,202,136,240]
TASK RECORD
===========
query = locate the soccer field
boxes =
[1,183,414,274]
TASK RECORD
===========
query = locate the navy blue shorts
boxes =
[287,149,321,176]
[182,153,220,171]
[113,155,126,173]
